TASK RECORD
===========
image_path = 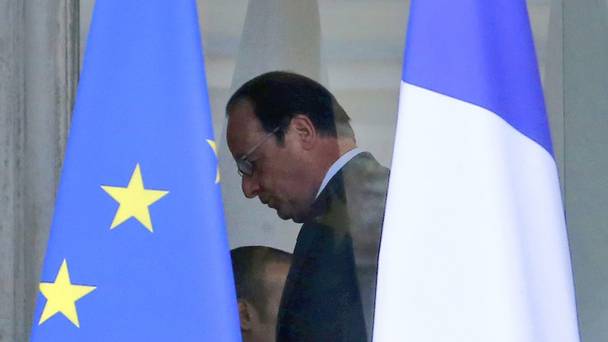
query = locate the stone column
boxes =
[0,0,79,340]
[0,0,26,338]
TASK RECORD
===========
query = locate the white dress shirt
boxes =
[315,147,364,198]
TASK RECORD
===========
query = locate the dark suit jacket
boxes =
[277,152,390,342]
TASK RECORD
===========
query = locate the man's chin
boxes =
[282,212,309,224]
[276,209,292,221]
[276,208,305,223]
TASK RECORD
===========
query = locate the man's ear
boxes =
[290,114,317,150]
[238,300,252,331]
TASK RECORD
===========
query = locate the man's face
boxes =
[240,261,290,342]
[226,100,316,223]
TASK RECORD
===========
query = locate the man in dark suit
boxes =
[226,71,389,342]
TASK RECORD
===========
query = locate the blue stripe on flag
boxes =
[402,0,553,155]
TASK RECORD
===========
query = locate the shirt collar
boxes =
[315,147,364,198]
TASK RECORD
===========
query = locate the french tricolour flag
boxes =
[373,1,580,341]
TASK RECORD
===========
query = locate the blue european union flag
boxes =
[30,1,241,340]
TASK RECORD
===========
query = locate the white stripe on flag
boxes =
[373,82,579,342]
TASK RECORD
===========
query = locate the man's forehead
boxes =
[228,100,263,133]
[227,100,265,151]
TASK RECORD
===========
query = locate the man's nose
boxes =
[241,175,260,198]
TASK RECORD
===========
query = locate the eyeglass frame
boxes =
[236,126,281,177]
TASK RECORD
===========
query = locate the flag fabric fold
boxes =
[31,1,241,340]
[373,1,580,341]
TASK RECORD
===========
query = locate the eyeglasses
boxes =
[236,126,281,177]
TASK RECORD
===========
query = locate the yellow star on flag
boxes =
[207,139,220,184]
[38,259,96,328]
[101,163,168,232]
